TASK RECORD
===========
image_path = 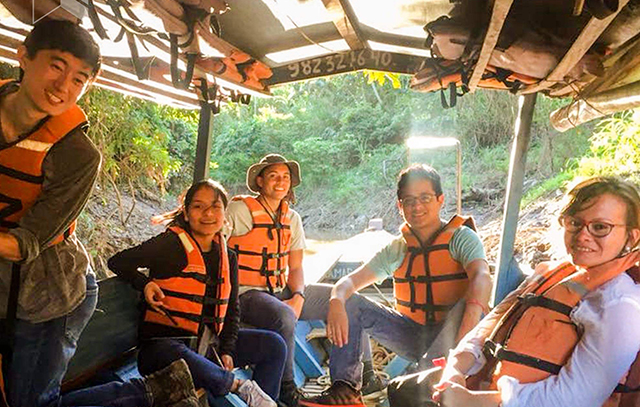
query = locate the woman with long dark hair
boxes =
[109,179,286,407]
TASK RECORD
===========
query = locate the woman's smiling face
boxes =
[563,193,639,267]
[184,186,225,239]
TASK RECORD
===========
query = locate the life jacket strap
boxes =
[395,299,454,313]
[394,272,468,284]
[517,293,574,317]
[483,340,562,375]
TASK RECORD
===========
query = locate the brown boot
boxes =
[144,359,198,407]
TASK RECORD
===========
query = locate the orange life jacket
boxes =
[227,195,291,293]
[411,59,538,94]
[473,253,640,407]
[144,226,232,336]
[393,215,476,325]
[0,80,86,245]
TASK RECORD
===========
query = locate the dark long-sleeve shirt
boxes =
[108,230,240,357]
[0,80,101,323]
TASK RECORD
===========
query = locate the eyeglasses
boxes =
[400,193,437,208]
[560,216,627,238]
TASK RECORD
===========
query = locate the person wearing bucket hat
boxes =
[226,154,385,406]
[226,154,309,406]
[245,154,301,196]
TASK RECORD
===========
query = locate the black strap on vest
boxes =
[395,299,454,313]
[483,339,562,375]
[237,200,290,293]
[483,340,639,394]
[516,293,574,317]
[252,223,291,241]
[396,226,467,323]
[162,289,229,306]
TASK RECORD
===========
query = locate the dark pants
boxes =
[7,272,100,407]
[7,272,152,407]
[387,366,442,407]
[59,380,149,407]
[137,329,286,403]
[239,284,373,383]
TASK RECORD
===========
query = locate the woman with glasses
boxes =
[400,176,640,407]
[108,180,286,407]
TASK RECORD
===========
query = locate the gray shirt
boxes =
[0,81,101,323]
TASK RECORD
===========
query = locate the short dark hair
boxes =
[23,19,101,77]
[560,176,640,247]
[397,164,443,200]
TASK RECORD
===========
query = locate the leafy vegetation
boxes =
[3,60,637,236]
[576,110,640,182]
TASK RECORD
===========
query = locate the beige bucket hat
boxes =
[246,154,301,193]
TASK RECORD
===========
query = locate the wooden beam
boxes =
[580,35,640,96]
[96,74,199,109]
[0,24,198,107]
[96,59,200,108]
[266,49,424,85]
[467,0,514,92]
[321,0,365,50]
[91,3,271,96]
[520,0,631,95]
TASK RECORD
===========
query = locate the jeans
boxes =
[330,296,465,388]
[59,380,149,407]
[8,272,155,407]
[7,272,99,407]
[239,284,373,383]
[137,328,286,403]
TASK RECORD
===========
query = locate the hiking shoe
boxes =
[145,359,198,407]
[298,381,365,407]
[278,379,306,407]
[361,371,389,401]
[237,379,277,407]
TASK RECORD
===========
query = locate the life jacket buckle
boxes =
[482,339,500,360]
[517,293,540,306]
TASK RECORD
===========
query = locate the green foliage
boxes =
[576,109,640,182]
[521,170,575,207]
[78,88,198,193]
[0,63,19,80]
[5,57,622,231]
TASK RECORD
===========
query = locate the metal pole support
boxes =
[193,103,214,183]
[456,140,462,214]
[492,93,537,306]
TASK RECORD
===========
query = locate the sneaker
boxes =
[144,359,198,407]
[237,379,277,407]
[361,371,389,401]
[298,381,365,407]
[278,380,306,407]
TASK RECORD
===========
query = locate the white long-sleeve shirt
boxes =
[456,272,640,407]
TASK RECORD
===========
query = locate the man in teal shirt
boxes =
[300,164,492,407]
